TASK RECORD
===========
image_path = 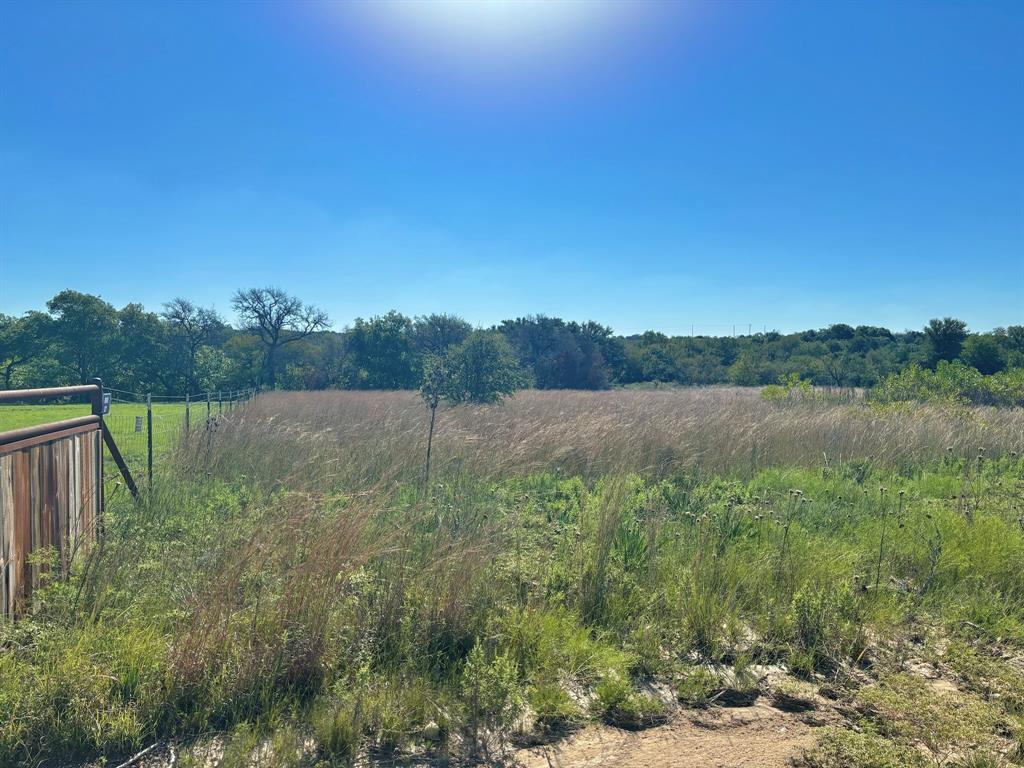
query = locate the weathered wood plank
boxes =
[0,427,102,618]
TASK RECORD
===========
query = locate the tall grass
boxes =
[2,389,1023,766]
[184,389,1024,489]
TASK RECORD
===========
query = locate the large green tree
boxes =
[347,311,420,389]
[961,335,1006,375]
[413,313,472,356]
[116,303,174,392]
[162,298,224,392]
[46,290,119,383]
[0,312,52,389]
[232,287,328,389]
[924,317,968,367]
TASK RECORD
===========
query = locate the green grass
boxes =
[2,393,1023,766]
[0,401,220,475]
[0,403,92,431]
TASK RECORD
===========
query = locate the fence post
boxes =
[206,392,211,424]
[146,393,153,486]
[185,392,190,434]
[218,391,223,415]
[88,378,105,536]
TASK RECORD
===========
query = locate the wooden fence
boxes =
[0,381,135,618]
[0,415,102,615]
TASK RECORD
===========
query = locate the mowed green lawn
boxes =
[0,402,200,470]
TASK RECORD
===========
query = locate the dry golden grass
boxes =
[188,387,1024,489]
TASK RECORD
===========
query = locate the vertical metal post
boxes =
[185,392,190,434]
[218,391,223,415]
[206,392,211,423]
[146,393,153,486]
[88,378,105,534]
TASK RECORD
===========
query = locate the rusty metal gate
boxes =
[0,381,136,618]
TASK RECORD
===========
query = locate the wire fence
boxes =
[102,388,256,491]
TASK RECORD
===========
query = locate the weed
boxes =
[675,667,722,708]
[527,682,581,732]
[591,675,669,730]
[801,727,929,768]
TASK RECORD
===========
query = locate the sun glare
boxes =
[377,0,605,44]
[339,0,636,68]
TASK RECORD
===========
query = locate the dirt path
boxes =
[516,704,818,768]
[84,702,825,768]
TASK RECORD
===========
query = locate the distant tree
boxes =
[0,312,52,389]
[924,317,968,366]
[498,316,617,389]
[824,323,855,341]
[413,313,472,356]
[573,321,624,388]
[276,332,348,390]
[346,311,420,389]
[232,287,328,389]
[1006,326,1024,353]
[997,325,1024,368]
[728,350,764,386]
[223,334,265,388]
[419,331,523,490]
[961,335,1006,375]
[446,331,523,404]
[46,290,119,383]
[116,302,172,392]
[162,298,223,391]
[193,345,236,391]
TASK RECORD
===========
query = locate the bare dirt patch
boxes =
[516,704,818,768]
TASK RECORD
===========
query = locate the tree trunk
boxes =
[424,404,437,492]
[187,342,198,393]
[265,346,277,390]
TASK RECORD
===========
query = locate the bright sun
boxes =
[345,0,630,64]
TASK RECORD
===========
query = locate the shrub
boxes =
[856,674,1003,762]
[787,582,866,674]
[592,675,668,730]
[312,693,363,762]
[675,667,721,708]
[801,728,928,768]
[527,682,581,732]
[461,644,525,748]
[762,373,818,402]
[871,362,1024,408]
[770,678,818,712]
[497,607,634,685]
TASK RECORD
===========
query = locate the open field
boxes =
[0,401,233,479]
[2,388,1024,768]
[192,388,1024,484]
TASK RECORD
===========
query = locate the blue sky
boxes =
[1,0,1021,335]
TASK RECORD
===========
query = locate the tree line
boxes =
[1,288,1021,395]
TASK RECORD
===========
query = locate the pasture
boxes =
[0,400,221,478]
[1,388,1023,768]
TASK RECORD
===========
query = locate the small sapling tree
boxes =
[419,331,522,490]
[420,353,451,491]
